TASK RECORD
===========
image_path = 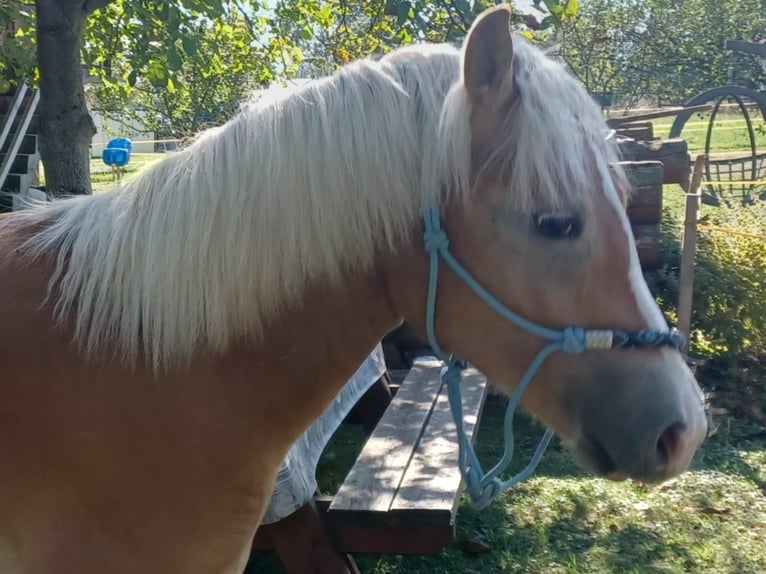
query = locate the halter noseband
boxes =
[422,202,685,510]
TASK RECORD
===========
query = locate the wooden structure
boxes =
[621,160,664,269]
[678,156,707,342]
[618,137,690,189]
[0,83,41,211]
[251,356,488,573]
[611,112,694,269]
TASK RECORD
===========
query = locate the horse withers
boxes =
[0,5,707,573]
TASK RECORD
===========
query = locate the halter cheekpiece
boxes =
[421,201,685,510]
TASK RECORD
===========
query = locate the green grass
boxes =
[89,152,165,192]
[652,110,766,155]
[38,152,166,193]
[248,390,766,574]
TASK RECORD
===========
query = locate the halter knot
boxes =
[443,361,463,385]
[561,326,587,353]
[423,228,449,253]
[463,466,502,510]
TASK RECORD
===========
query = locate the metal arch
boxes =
[703,93,760,195]
[668,85,766,139]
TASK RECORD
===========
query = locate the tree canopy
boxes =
[552,0,766,108]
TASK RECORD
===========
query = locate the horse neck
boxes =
[217,257,403,454]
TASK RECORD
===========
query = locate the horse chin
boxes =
[571,434,626,481]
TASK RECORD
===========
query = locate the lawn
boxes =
[248,384,766,574]
[38,152,166,193]
[652,110,766,155]
[89,152,165,192]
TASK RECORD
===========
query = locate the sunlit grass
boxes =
[248,395,766,574]
[653,111,766,155]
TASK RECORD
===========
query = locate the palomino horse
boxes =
[0,6,707,573]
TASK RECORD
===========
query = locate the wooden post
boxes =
[678,155,706,346]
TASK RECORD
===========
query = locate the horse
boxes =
[0,5,707,573]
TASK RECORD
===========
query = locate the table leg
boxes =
[261,499,359,574]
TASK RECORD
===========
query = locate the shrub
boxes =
[647,198,766,361]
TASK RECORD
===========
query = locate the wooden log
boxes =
[617,137,690,187]
[619,161,663,224]
[632,223,661,270]
[615,121,654,141]
[678,155,706,342]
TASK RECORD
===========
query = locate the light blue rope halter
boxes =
[421,201,685,510]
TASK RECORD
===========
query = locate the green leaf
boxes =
[539,15,555,29]
[181,35,198,56]
[147,60,167,88]
[396,1,411,26]
[300,24,313,40]
[128,69,137,86]
[168,46,183,70]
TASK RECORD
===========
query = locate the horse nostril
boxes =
[657,421,687,466]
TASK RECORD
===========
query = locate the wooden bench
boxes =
[251,356,489,573]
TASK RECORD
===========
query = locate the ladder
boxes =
[0,82,40,202]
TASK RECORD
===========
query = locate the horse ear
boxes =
[462,5,514,106]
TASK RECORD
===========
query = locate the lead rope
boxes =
[421,201,685,510]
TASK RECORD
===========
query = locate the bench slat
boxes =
[390,365,487,518]
[328,358,444,514]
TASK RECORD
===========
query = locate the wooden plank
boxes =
[329,524,454,555]
[678,155,706,342]
[617,137,690,186]
[257,499,358,574]
[632,223,660,269]
[615,121,654,141]
[390,366,488,520]
[0,133,36,155]
[254,497,455,555]
[620,161,663,224]
[343,375,393,436]
[607,104,713,126]
[328,358,445,516]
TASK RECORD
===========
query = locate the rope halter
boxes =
[421,202,685,510]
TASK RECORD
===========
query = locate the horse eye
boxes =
[534,214,580,239]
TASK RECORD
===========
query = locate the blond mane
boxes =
[0,35,620,370]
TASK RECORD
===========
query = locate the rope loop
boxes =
[464,469,502,510]
[423,228,449,252]
[561,326,587,353]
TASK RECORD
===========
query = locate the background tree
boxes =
[87,8,275,139]
[553,0,766,108]
[0,0,574,196]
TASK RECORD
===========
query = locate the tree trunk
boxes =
[35,0,99,196]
